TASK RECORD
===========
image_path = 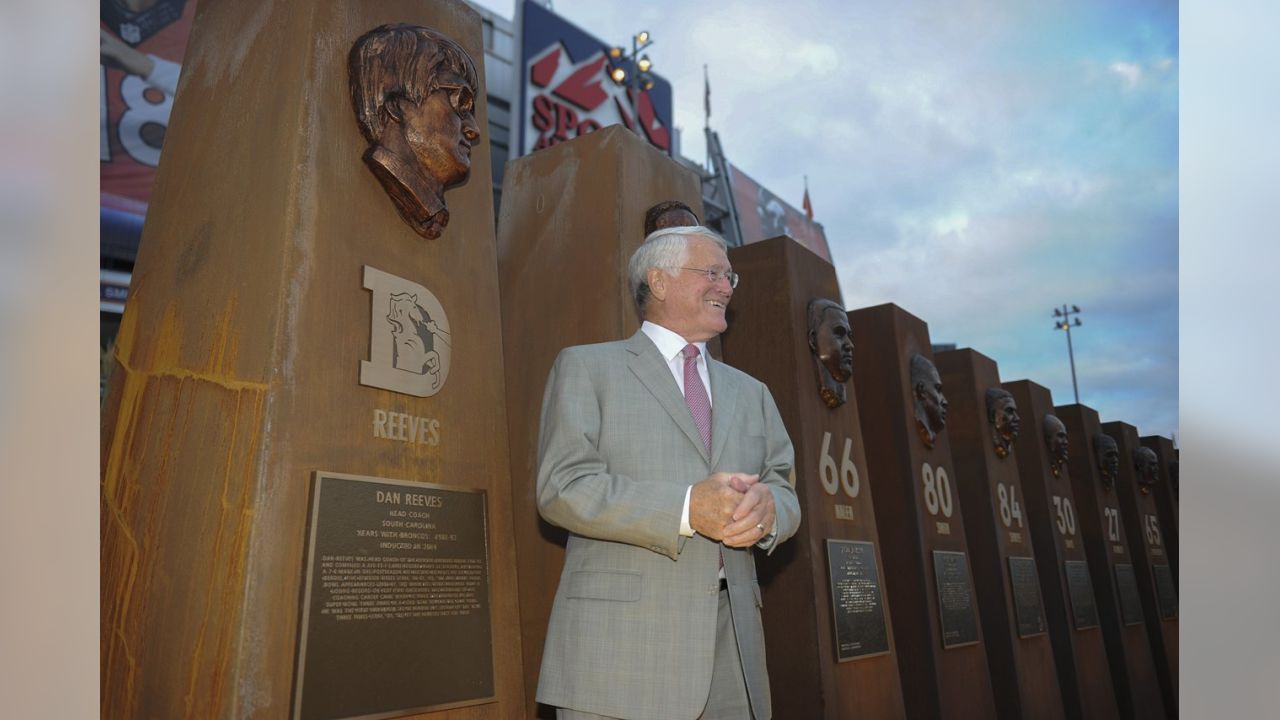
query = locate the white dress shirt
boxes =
[640,321,708,539]
[640,321,774,550]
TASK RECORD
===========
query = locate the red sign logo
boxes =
[524,43,670,154]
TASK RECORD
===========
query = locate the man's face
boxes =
[652,237,733,342]
[994,396,1021,442]
[813,310,854,381]
[917,365,948,431]
[400,70,481,189]
[1136,448,1159,488]
[1044,415,1069,465]
[1096,436,1120,483]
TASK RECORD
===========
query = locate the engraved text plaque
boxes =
[1114,563,1144,626]
[1152,564,1178,620]
[932,550,980,648]
[1063,559,1099,630]
[294,471,495,720]
[826,539,891,661]
[1007,556,1046,638]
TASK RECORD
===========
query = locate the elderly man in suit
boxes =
[534,225,801,719]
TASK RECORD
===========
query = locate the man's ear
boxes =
[807,330,818,353]
[384,95,407,125]
[647,269,667,301]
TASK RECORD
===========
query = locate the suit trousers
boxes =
[555,587,754,720]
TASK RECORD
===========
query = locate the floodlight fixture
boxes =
[1052,303,1085,403]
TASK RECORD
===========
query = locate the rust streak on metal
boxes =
[102,358,149,717]
[115,300,265,392]
[185,385,263,716]
[103,296,269,717]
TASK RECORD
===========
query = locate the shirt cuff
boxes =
[679,485,694,537]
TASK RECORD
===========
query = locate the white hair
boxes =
[627,225,728,319]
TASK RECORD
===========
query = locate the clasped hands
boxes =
[689,472,776,548]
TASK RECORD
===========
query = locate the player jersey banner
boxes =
[518,0,673,157]
[100,0,196,211]
[729,163,831,262]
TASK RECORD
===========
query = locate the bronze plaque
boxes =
[293,471,495,720]
[1007,556,1046,638]
[1063,560,1099,630]
[932,551,980,648]
[1113,563,1144,626]
[1152,564,1178,620]
[826,539,890,661]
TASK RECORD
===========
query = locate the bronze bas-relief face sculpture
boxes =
[985,388,1020,458]
[1043,414,1069,477]
[806,299,853,408]
[643,200,700,237]
[1093,433,1120,490]
[910,353,948,448]
[350,24,481,240]
[1135,446,1159,494]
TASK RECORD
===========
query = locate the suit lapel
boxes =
[708,358,739,467]
[625,331,710,461]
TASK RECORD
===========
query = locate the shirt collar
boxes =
[640,321,708,363]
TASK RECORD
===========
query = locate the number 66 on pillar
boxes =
[818,431,861,498]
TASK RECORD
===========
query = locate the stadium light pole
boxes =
[606,30,655,92]
[1053,304,1083,403]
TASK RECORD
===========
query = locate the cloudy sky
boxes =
[473,0,1178,439]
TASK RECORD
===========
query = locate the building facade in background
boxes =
[99,0,198,363]
[98,0,829,367]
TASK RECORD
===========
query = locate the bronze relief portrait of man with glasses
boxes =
[349,23,481,240]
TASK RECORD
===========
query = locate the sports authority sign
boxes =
[518,0,674,156]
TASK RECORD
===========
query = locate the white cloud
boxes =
[1009,168,1109,205]
[509,0,1177,435]
[793,41,841,76]
[930,211,970,237]
[1109,61,1143,89]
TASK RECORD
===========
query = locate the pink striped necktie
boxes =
[682,344,712,452]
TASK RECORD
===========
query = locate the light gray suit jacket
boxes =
[534,331,800,720]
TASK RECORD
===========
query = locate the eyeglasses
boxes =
[677,266,739,288]
[432,79,475,115]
